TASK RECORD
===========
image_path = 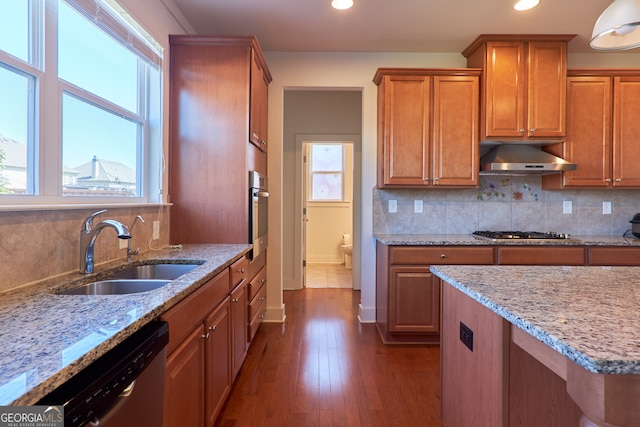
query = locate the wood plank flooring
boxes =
[216,289,444,426]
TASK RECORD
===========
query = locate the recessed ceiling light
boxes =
[514,0,540,11]
[332,0,353,10]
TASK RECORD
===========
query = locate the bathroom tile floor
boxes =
[305,263,353,288]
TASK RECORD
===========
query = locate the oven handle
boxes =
[253,191,270,198]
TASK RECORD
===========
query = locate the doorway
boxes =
[302,141,354,288]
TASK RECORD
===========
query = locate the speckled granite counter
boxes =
[375,233,640,246]
[430,264,640,375]
[0,244,250,406]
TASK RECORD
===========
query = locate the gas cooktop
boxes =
[472,230,574,241]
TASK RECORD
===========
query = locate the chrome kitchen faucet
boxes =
[80,209,131,274]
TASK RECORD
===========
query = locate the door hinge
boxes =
[303,260,306,267]
[303,207,307,215]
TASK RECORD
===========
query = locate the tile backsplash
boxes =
[373,176,640,236]
[0,206,170,294]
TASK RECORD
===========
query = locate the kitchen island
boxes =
[0,244,250,406]
[431,264,640,427]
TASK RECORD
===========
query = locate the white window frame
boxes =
[307,143,346,203]
[0,0,164,209]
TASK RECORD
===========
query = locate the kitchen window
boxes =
[0,0,163,203]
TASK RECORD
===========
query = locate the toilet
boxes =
[341,233,353,269]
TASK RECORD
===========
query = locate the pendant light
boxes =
[331,0,353,10]
[591,0,640,50]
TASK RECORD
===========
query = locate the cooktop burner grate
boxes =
[472,230,572,240]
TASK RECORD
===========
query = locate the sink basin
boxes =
[58,279,170,295]
[106,263,200,280]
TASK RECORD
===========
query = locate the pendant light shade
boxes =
[591,0,640,50]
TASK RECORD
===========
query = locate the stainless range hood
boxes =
[479,142,577,175]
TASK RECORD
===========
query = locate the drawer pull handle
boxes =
[201,333,210,339]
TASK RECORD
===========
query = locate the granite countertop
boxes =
[0,244,251,406]
[430,264,640,375]
[374,233,640,246]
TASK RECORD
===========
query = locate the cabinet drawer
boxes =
[162,269,230,354]
[249,304,266,341]
[498,247,585,265]
[390,246,494,265]
[589,247,640,266]
[230,256,249,287]
[249,284,267,321]
[248,266,266,301]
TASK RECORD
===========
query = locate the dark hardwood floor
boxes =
[216,288,444,426]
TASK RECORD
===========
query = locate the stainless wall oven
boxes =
[250,171,268,259]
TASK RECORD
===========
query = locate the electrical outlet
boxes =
[414,200,423,213]
[119,238,128,249]
[153,221,160,240]
[459,322,474,352]
[603,201,612,215]
[563,200,572,214]
[388,200,397,213]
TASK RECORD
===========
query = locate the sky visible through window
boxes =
[0,0,139,194]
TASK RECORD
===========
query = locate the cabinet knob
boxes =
[259,278,266,283]
[440,254,446,259]
[209,325,217,332]
[605,178,612,182]
[424,178,429,182]
[530,128,535,133]
[201,332,210,339]
[615,178,621,182]
[239,268,245,273]
[519,128,525,133]
[259,315,265,319]
[233,298,239,303]
[259,297,265,301]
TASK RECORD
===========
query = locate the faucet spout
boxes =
[80,210,131,274]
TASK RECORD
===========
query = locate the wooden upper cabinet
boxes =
[250,49,270,152]
[543,71,640,189]
[613,77,640,187]
[374,68,481,188]
[463,35,573,141]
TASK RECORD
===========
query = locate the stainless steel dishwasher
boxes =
[38,321,169,427]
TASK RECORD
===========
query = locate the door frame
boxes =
[294,133,362,290]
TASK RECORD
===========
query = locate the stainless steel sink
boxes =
[106,263,200,280]
[58,279,170,295]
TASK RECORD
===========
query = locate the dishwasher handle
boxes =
[88,381,136,426]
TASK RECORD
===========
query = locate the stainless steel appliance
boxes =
[630,214,640,238]
[250,171,269,259]
[473,230,576,242]
[38,321,169,427]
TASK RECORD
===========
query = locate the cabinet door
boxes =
[613,77,640,187]
[164,326,206,427]
[230,282,248,378]
[205,298,231,427]
[484,41,526,138]
[527,42,567,137]
[389,266,440,334]
[250,50,268,152]
[432,75,479,186]
[562,76,612,187]
[382,75,430,186]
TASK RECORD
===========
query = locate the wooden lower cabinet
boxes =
[205,298,231,427]
[162,255,258,427]
[165,325,206,427]
[589,246,640,265]
[230,281,247,379]
[376,242,494,344]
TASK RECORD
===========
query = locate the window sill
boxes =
[0,202,171,212]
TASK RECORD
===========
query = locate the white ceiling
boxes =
[169,0,623,53]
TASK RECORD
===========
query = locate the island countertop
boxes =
[430,264,640,375]
[0,244,251,406]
